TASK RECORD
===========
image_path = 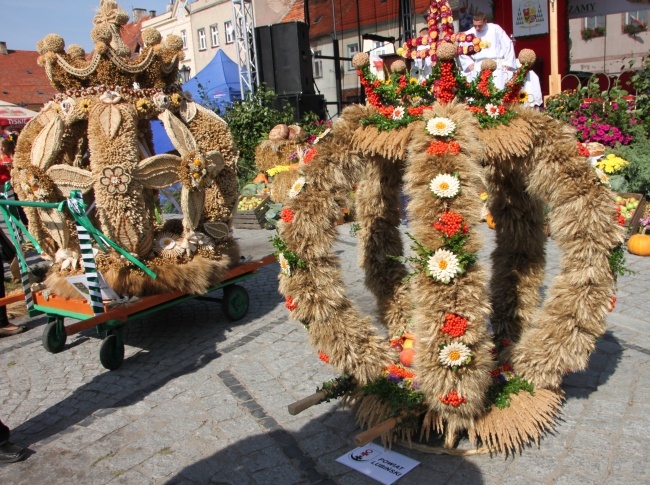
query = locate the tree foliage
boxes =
[222,86,295,187]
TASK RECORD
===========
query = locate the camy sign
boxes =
[568,0,650,19]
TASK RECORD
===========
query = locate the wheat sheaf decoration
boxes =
[12,0,240,297]
[277,0,623,455]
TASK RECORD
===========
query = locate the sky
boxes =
[1,0,172,52]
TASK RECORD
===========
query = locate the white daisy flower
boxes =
[426,117,456,137]
[154,232,185,259]
[439,342,472,368]
[485,103,500,119]
[288,177,306,199]
[429,173,460,198]
[392,106,405,120]
[427,248,460,283]
[278,253,291,276]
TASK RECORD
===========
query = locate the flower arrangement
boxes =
[353,42,537,131]
[594,153,630,174]
[581,26,606,41]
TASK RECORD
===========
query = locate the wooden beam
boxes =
[549,0,562,96]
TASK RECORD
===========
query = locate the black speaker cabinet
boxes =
[255,25,275,91]
[255,22,315,95]
[276,94,325,122]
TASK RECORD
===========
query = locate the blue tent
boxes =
[151,50,243,154]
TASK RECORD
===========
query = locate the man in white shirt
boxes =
[458,12,517,89]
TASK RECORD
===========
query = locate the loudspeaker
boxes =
[255,22,315,95]
[255,25,275,91]
[276,94,326,122]
[271,22,314,95]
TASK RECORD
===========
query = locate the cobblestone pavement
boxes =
[0,223,648,484]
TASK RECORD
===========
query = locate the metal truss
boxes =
[231,0,259,96]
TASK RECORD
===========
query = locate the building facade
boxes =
[569,10,650,75]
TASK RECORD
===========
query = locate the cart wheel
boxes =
[99,332,124,370]
[42,318,67,353]
[222,284,249,321]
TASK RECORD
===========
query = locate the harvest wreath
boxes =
[277,0,623,454]
[11,0,240,297]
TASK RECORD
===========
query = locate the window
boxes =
[180,29,187,49]
[347,43,359,70]
[584,16,605,29]
[313,50,323,78]
[210,24,219,47]
[625,11,648,25]
[198,28,207,51]
[373,40,388,57]
[225,21,234,44]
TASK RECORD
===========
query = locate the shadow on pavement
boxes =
[162,410,487,485]
[9,264,283,448]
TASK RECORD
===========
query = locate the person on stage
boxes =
[458,12,517,89]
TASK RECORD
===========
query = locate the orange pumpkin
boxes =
[253,172,269,184]
[628,233,650,256]
[486,213,496,229]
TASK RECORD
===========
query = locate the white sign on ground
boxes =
[336,443,420,485]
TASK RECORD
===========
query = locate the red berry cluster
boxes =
[440,390,466,407]
[610,296,617,312]
[502,74,525,104]
[467,106,485,115]
[433,211,469,237]
[280,207,295,223]
[303,148,318,165]
[477,70,493,97]
[576,142,590,157]
[359,74,383,108]
[426,140,461,156]
[434,61,457,104]
[615,206,626,226]
[285,296,297,311]
[408,106,429,117]
[378,105,395,117]
[318,351,330,363]
[489,363,513,377]
[385,363,416,379]
[440,313,468,337]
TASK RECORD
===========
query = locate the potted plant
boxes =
[624,22,647,36]
[581,26,606,40]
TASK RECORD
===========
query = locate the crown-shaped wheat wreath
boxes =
[277,0,623,454]
[12,0,240,297]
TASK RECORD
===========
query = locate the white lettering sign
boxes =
[568,0,650,19]
[336,443,420,485]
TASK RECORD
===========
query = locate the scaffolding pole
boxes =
[232,0,259,96]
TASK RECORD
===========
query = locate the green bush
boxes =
[222,86,295,188]
[609,138,650,198]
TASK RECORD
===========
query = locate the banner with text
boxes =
[568,0,650,19]
[513,0,549,36]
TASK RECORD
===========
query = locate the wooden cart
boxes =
[0,188,275,370]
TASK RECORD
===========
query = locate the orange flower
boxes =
[318,351,330,363]
[385,363,416,379]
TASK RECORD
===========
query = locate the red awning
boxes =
[0,103,37,129]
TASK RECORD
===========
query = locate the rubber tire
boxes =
[99,333,124,370]
[42,319,67,353]
[222,284,249,321]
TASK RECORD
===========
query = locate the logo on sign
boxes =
[349,447,380,462]
[516,0,545,29]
